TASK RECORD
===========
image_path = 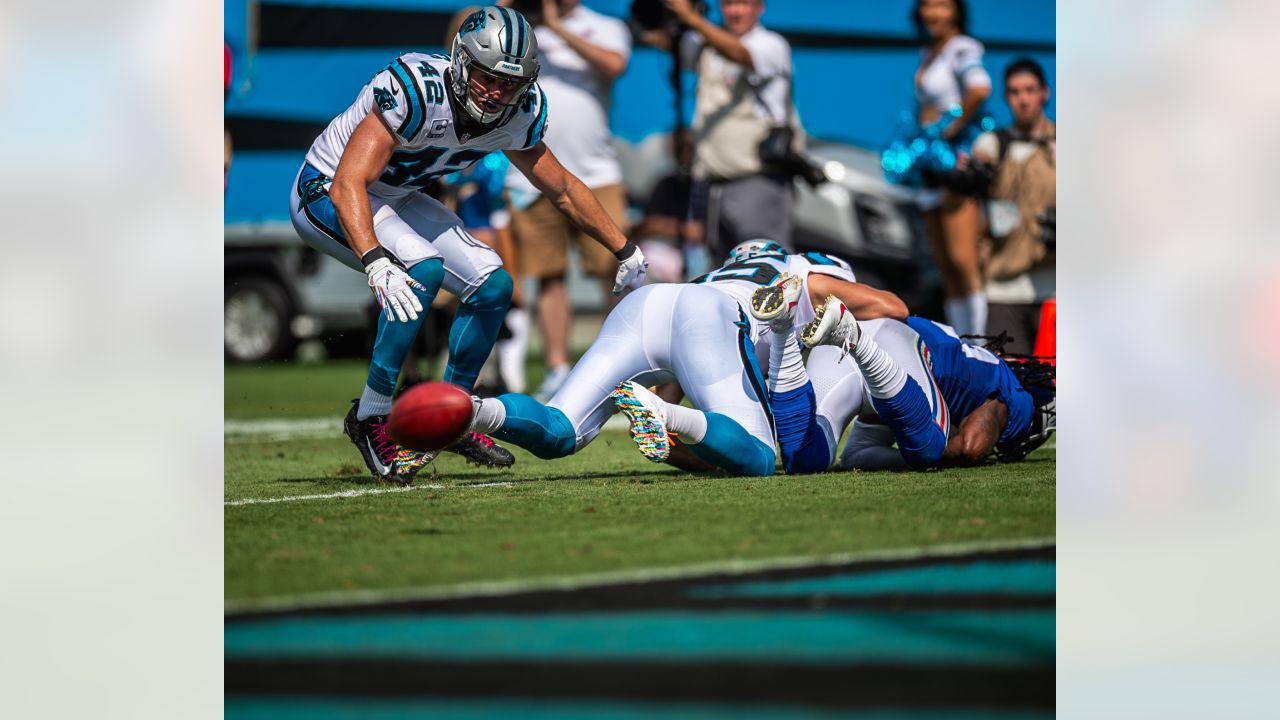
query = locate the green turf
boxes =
[225,361,1055,605]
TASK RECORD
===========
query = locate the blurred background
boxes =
[223,0,1056,396]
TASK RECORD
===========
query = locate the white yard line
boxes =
[226,481,516,507]
[225,536,1055,615]
[224,415,630,443]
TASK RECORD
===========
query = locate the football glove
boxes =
[365,256,425,322]
[612,241,649,295]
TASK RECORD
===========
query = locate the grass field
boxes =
[225,358,1056,716]
[225,360,1055,607]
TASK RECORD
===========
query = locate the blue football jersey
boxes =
[905,317,1035,446]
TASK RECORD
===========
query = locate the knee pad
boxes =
[466,268,514,310]
[407,257,446,295]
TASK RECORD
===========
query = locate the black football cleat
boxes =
[343,399,435,483]
[446,431,516,468]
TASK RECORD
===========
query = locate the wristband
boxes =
[359,247,390,268]
[613,240,638,262]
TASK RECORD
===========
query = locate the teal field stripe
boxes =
[687,560,1055,599]
[225,610,1053,666]
[226,697,1053,720]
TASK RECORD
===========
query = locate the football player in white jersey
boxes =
[465,240,906,476]
[289,6,647,482]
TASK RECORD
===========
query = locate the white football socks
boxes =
[768,327,809,394]
[471,397,506,434]
[497,307,530,394]
[357,386,393,421]
[850,334,909,400]
[661,401,708,444]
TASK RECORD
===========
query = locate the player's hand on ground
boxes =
[613,241,649,295]
[365,257,425,322]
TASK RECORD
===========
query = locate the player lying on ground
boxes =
[465,240,906,476]
[288,6,647,482]
[615,277,1054,473]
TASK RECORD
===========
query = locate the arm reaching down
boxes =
[807,273,908,321]
[506,142,647,293]
[331,111,426,321]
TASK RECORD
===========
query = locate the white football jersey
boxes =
[692,252,857,341]
[304,53,548,195]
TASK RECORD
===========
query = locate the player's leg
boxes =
[803,299,949,470]
[840,417,910,470]
[290,166,445,480]
[389,198,516,467]
[745,274,832,473]
[512,197,573,400]
[806,344,869,469]
[663,287,777,477]
[470,284,663,459]
[395,195,514,394]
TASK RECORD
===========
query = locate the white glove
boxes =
[612,241,649,295]
[364,256,425,322]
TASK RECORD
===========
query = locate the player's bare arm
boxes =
[507,142,626,252]
[506,141,648,293]
[941,397,1007,466]
[806,273,908,321]
[542,0,628,78]
[330,111,398,259]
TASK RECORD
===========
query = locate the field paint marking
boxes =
[225,415,629,443]
[225,536,1055,615]
[225,481,515,507]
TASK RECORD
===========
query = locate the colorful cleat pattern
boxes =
[343,399,435,484]
[610,381,672,462]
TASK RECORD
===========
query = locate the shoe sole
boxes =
[799,299,829,347]
[750,285,788,321]
[611,384,671,462]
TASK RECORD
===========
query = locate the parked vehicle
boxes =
[225,223,371,362]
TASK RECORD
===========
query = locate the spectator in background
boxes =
[913,0,992,336]
[632,128,704,282]
[506,0,633,402]
[651,0,798,261]
[971,58,1055,355]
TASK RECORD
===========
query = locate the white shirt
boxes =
[915,34,991,111]
[505,4,630,204]
[305,53,547,196]
[681,23,792,125]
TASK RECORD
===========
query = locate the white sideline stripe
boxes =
[225,481,515,506]
[224,415,630,442]
[224,536,1055,615]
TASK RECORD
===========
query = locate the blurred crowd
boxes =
[227,0,1055,395]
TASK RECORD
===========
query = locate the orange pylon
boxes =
[1033,298,1056,365]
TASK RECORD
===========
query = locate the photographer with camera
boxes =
[503,0,634,401]
[643,0,804,260]
[968,57,1055,355]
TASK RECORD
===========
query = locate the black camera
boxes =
[921,160,999,198]
[508,0,545,25]
[628,0,708,32]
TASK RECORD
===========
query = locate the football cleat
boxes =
[750,273,803,330]
[610,381,671,462]
[343,399,435,484]
[800,295,861,354]
[446,432,516,467]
